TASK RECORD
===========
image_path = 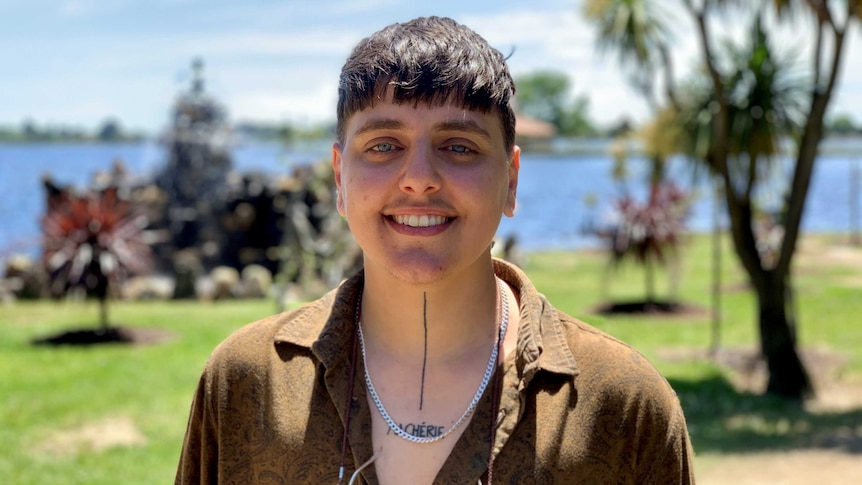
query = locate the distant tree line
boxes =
[234,121,335,143]
[827,113,862,136]
[512,69,860,139]
[3,86,857,144]
[514,70,601,138]
[0,118,146,143]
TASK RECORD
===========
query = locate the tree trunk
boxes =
[99,293,110,332]
[753,270,812,399]
[645,258,655,304]
[91,259,111,332]
[852,160,860,246]
[95,271,110,332]
[710,180,723,356]
[723,182,813,400]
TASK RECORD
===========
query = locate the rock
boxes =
[210,265,240,300]
[0,279,16,304]
[3,253,46,299]
[194,276,215,301]
[4,253,33,277]
[172,249,203,299]
[121,275,175,300]
[240,264,272,299]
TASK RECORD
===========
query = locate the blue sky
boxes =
[2,0,860,134]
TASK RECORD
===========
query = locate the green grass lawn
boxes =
[525,234,862,456]
[0,299,276,484]
[1,234,861,483]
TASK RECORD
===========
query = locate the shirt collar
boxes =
[274,260,579,381]
[493,259,580,382]
[273,270,363,371]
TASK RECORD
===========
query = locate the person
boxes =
[175,16,695,485]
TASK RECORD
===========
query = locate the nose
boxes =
[399,145,441,195]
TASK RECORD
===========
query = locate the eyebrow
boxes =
[434,119,492,141]
[352,117,492,141]
[353,118,405,137]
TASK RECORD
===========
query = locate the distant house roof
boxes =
[515,113,557,139]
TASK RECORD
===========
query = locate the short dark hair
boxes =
[336,16,517,152]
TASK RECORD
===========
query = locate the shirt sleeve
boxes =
[636,384,697,484]
[658,412,696,483]
[175,372,218,485]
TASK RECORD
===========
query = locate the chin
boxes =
[364,243,491,286]
[370,251,451,286]
[385,262,448,287]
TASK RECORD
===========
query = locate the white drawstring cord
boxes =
[348,448,381,485]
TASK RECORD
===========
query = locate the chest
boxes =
[216,347,652,484]
[365,389,479,485]
[369,424,463,484]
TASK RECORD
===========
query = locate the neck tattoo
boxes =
[420,292,428,410]
[357,278,509,444]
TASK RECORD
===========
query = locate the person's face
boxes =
[333,93,520,286]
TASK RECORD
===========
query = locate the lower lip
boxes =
[385,216,454,236]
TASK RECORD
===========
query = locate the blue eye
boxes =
[449,145,471,154]
[372,143,394,152]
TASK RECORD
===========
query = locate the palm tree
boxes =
[584,0,680,111]
[676,14,811,389]
[583,0,860,399]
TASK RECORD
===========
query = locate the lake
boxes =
[1,140,861,260]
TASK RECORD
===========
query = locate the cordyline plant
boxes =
[596,182,690,305]
[41,185,152,331]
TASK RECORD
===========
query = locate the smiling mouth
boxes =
[391,214,451,228]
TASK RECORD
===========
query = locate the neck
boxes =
[359,261,499,360]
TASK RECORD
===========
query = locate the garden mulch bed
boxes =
[31,326,176,346]
[591,299,708,317]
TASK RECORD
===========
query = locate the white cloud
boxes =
[462,4,862,127]
[192,30,358,57]
[228,83,338,126]
[461,9,651,125]
[1,0,859,133]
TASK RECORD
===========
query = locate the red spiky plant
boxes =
[596,182,690,307]
[41,186,152,331]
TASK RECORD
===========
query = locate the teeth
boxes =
[393,215,449,227]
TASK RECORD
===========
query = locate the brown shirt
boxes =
[176,260,695,484]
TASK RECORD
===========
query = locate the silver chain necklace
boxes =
[357,278,509,444]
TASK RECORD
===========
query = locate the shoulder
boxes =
[559,312,658,376]
[558,311,679,404]
[548,310,692,457]
[202,288,340,378]
[497,258,683,412]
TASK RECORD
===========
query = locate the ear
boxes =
[503,145,520,218]
[332,143,346,217]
